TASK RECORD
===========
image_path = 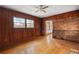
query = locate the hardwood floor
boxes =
[1,34,79,54]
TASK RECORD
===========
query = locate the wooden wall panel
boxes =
[0,7,41,50]
[43,10,79,42]
[0,8,2,48]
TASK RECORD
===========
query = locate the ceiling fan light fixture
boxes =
[35,5,48,13]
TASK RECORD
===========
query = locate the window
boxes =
[26,19,34,28]
[13,17,25,28]
[13,17,34,28]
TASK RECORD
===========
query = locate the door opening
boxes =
[45,20,53,35]
[45,20,53,44]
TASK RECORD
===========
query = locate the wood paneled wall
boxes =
[0,7,41,50]
[43,10,79,42]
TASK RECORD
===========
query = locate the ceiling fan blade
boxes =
[42,6,48,9]
[42,10,46,13]
[35,10,39,13]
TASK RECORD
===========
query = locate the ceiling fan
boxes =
[35,5,48,13]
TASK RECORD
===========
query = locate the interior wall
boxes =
[0,7,41,50]
[43,10,79,42]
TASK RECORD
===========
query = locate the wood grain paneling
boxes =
[0,7,41,50]
[43,10,79,42]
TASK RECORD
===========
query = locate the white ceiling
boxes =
[2,5,79,18]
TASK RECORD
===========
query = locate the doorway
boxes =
[45,20,53,35]
[45,20,53,44]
